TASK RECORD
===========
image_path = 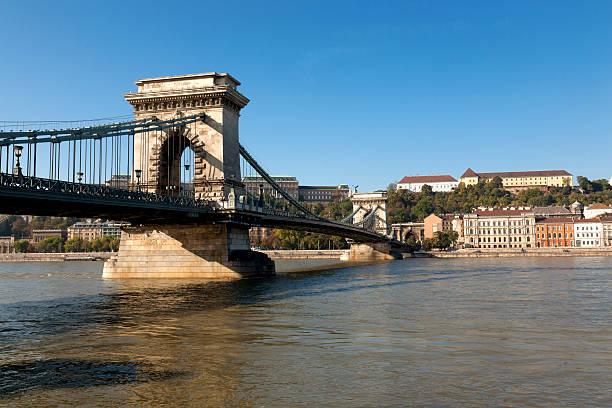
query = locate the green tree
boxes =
[405,234,421,252]
[413,197,434,220]
[36,237,64,253]
[13,240,32,253]
[577,176,592,191]
[326,199,353,221]
[447,230,459,246]
[421,184,434,195]
[109,238,120,251]
[65,237,87,252]
[10,217,31,239]
[432,231,451,249]
[421,238,433,251]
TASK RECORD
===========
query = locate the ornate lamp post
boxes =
[135,169,142,192]
[182,164,191,197]
[13,145,23,177]
[77,172,83,183]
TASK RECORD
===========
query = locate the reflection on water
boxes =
[0,258,611,407]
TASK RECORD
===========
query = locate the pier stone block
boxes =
[348,242,401,261]
[103,224,275,279]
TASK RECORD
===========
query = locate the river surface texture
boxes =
[0,257,610,407]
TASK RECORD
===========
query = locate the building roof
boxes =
[467,169,572,179]
[574,218,602,223]
[398,175,458,184]
[535,217,580,224]
[586,203,612,209]
[533,206,571,216]
[440,214,462,220]
[471,207,533,217]
[460,168,479,178]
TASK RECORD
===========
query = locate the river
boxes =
[0,257,610,407]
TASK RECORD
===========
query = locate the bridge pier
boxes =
[103,224,275,279]
[348,242,402,261]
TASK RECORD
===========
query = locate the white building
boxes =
[602,215,612,247]
[396,175,459,193]
[463,207,536,249]
[574,218,602,247]
[583,203,612,219]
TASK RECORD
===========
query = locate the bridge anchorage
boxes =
[0,73,403,279]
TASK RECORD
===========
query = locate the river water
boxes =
[0,257,610,407]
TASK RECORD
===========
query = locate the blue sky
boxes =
[1,1,610,190]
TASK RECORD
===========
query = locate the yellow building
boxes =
[459,168,572,192]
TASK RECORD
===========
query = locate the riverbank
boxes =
[3,247,611,263]
[429,247,612,258]
[0,252,112,262]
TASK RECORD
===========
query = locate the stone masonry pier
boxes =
[103,224,275,279]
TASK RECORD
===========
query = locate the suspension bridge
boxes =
[0,73,401,278]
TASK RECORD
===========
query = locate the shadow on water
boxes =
[0,358,184,399]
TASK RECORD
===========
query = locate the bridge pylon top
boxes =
[123,72,249,116]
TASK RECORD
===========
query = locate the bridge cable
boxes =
[238,143,318,219]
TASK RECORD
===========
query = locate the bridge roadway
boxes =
[0,173,387,243]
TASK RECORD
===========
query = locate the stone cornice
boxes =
[124,88,249,115]
[125,88,248,106]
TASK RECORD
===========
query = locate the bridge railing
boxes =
[0,172,215,211]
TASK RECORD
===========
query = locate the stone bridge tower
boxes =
[123,72,248,202]
[347,191,400,261]
[351,191,389,236]
[104,73,275,279]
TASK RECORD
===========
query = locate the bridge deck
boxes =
[0,174,388,243]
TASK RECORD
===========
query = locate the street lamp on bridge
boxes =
[135,169,142,192]
[13,145,23,177]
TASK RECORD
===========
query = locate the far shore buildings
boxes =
[535,217,578,248]
[67,220,127,241]
[243,175,299,200]
[299,185,351,203]
[423,214,463,240]
[602,215,612,247]
[396,175,459,193]
[0,236,14,254]
[31,229,67,244]
[463,207,536,249]
[583,203,612,219]
[459,168,573,192]
[574,218,603,247]
[391,222,425,242]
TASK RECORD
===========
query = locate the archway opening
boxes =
[157,130,196,197]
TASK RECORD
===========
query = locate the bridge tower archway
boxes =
[153,126,203,196]
[124,72,249,202]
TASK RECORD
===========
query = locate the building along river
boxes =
[0,257,610,407]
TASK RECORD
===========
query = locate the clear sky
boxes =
[1,1,610,191]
